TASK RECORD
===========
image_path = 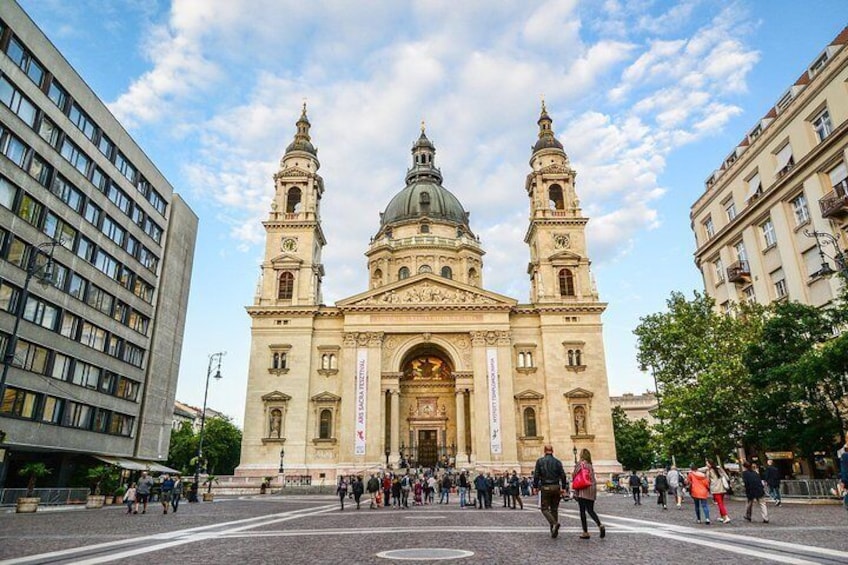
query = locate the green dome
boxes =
[380,129,469,227]
[381,180,468,226]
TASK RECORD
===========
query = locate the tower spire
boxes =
[532,101,564,154]
[285,102,317,156]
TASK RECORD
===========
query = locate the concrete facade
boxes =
[0,1,197,484]
[691,27,848,310]
[610,392,658,427]
[236,104,620,481]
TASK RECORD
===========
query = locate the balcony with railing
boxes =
[820,183,848,218]
[726,260,751,284]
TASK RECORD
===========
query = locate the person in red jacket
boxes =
[686,464,711,524]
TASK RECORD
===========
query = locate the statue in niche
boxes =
[574,406,586,435]
[270,409,282,438]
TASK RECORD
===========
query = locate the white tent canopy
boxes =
[93,455,179,474]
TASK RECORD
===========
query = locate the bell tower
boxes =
[524,102,597,304]
[256,103,326,306]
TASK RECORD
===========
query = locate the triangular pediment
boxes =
[269,253,304,266]
[549,250,584,262]
[275,166,314,178]
[564,387,594,399]
[538,163,572,175]
[262,391,292,402]
[336,273,517,308]
[311,391,341,403]
[514,389,544,400]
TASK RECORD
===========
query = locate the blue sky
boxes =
[17,0,847,426]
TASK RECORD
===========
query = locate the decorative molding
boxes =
[261,437,287,444]
[310,391,341,404]
[514,389,544,401]
[261,391,293,402]
[357,282,498,305]
[564,388,594,399]
[564,365,587,373]
[311,438,338,445]
[268,367,290,376]
[317,368,339,377]
[570,434,595,441]
[516,367,538,374]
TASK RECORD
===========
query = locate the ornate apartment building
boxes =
[691,27,848,311]
[236,104,620,480]
[0,2,197,486]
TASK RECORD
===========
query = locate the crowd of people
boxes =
[120,471,185,515]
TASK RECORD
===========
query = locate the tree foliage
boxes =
[167,418,242,476]
[612,406,655,470]
[634,291,764,465]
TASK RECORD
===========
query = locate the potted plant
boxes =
[16,463,51,513]
[202,475,218,502]
[85,465,116,508]
[113,486,127,505]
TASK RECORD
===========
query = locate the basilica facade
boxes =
[235,104,620,481]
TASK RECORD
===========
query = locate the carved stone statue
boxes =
[574,406,586,435]
[270,409,282,438]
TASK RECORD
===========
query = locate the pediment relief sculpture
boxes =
[564,387,594,399]
[262,391,292,402]
[359,282,497,305]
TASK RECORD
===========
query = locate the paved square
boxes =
[1,493,846,564]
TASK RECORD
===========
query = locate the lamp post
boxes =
[0,239,61,403]
[385,446,391,468]
[804,229,847,278]
[193,352,224,499]
[573,445,578,464]
[466,443,472,464]
[280,448,286,493]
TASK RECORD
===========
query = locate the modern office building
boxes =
[236,103,620,481]
[691,26,848,311]
[0,1,197,486]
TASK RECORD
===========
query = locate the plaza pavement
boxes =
[0,491,846,564]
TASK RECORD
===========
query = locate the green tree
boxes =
[611,406,655,470]
[167,418,242,476]
[634,291,764,465]
[744,301,848,460]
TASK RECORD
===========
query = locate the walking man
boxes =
[533,445,568,538]
[742,461,769,523]
[667,465,683,508]
[764,459,782,506]
[135,471,154,514]
[171,475,183,513]
[628,470,642,505]
[367,474,380,509]
[474,471,487,509]
[159,474,174,514]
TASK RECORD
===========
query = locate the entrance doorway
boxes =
[418,430,438,468]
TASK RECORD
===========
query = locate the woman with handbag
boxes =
[706,459,731,523]
[572,448,606,540]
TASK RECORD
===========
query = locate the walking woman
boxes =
[686,464,711,524]
[572,448,606,540]
[706,460,731,523]
[336,476,349,511]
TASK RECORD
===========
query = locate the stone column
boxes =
[455,390,466,459]
[390,389,400,463]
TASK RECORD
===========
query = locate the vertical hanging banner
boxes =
[486,348,502,454]
[354,348,368,456]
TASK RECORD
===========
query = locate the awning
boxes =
[94,455,180,474]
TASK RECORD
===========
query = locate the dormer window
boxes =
[419,191,430,215]
[420,224,430,234]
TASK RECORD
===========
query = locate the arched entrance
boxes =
[398,344,457,469]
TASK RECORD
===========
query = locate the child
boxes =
[124,483,137,514]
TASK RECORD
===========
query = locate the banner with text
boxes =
[354,349,368,456]
[486,348,502,454]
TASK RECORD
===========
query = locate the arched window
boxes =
[286,187,302,213]
[441,266,452,279]
[398,267,410,280]
[468,268,478,286]
[278,272,294,300]
[272,353,280,369]
[524,407,537,437]
[420,224,430,233]
[526,352,533,366]
[575,350,582,366]
[329,354,336,369]
[568,350,575,366]
[419,264,432,274]
[319,409,332,439]
[518,352,525,368]
[559,268,575,296]
[321,354,329,370]
[549,184,564,210]
[373,269,383,288]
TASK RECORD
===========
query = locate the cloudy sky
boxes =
[18,0,846,425]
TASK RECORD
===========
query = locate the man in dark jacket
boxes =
[742,461,769,523]
[533,445,567,538]
[654,469,669,510]
[764,460,782,506]
[351,476,364,510]
[628,470,642,505]
[474,471,487,509]
[367,474,380,509]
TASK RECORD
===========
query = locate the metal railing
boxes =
[0,488,89,506]
[779,479,841,499]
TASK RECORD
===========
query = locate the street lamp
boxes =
[385,446,391,467]
[465,443,472,464]
[194,351,224,499]
[280,448,286,493]
[804,229,847,278]
[0,239,62,404]
[573,445,578,464]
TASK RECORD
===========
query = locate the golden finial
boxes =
[421,119,426,134]
[301,98,308,116]
[541,95,547,113]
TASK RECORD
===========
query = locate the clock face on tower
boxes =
[553,233,570,250]
[281,237,298,252]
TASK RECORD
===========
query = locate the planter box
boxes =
[202,492,214,502]
[16,497,40,513]
[86,495,105,509]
